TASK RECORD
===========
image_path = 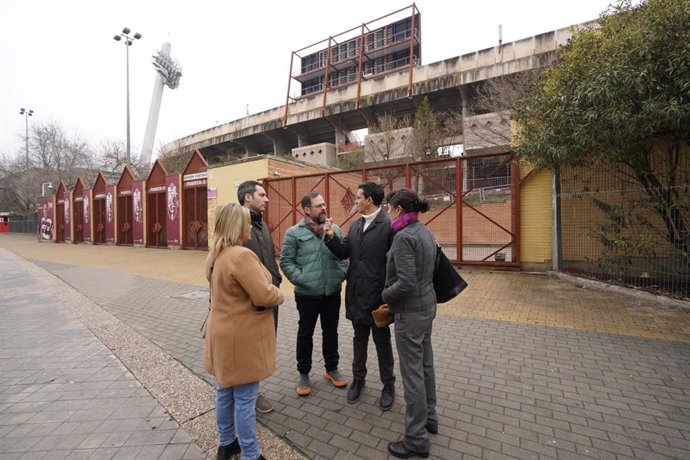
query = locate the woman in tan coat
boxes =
[205,202,284,460]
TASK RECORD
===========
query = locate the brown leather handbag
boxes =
[371,303,393,328]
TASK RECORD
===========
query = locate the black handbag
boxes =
[433,245,468,303]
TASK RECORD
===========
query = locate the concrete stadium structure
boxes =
[166,19,598,165]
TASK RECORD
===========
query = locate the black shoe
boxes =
[347,379,364,403]
[380,383,395,410]
[387,441,429,458]
[425,422,438,434]
[216,439,241,460]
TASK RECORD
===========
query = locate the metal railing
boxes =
[9,212,37,234]
[558,160,690,300]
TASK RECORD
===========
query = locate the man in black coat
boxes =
[238,180,282,413]
[324,182,396,410]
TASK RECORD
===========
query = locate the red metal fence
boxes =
[264,153,520,268]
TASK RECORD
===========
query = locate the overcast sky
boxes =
[1,0,615,161]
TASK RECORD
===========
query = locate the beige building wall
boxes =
[206,156,333,247]
[207,158,270,245]
[520,166,553,269]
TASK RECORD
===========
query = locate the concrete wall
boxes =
[463,111,512,153]
[290,143,337,166]
[364,127,413,162]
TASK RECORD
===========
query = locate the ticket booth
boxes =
[0,212,10,233]
[116,166,135,246]
[54,182,68,243]
[92,172,108,244]
[182,150,208,250]
[146,160,168,248]
[72,177,85,243]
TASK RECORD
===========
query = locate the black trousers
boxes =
[352,322,395,385]
[296,292,341,374]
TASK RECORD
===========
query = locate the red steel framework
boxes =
[264,153,521,269]
[284,4,421,124]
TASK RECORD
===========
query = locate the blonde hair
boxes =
[209,202,250,262]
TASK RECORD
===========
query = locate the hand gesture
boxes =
[324,217,334,238]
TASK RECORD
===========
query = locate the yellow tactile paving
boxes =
[2,234,689,343]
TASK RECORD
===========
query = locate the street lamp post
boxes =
[41,182,53,197]
[113,27,142,166]
[19,108,34,168]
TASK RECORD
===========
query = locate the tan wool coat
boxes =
[204,245,284,388]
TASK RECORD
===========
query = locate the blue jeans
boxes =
[216,381,261,460]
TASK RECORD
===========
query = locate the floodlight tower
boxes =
[19,108,34,168]
[139,42,182,165]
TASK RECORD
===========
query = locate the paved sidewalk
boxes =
[0,250,205,459]
[1,234,690,459]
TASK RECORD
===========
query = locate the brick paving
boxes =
[1,234,690,459]
[0,250,204,459]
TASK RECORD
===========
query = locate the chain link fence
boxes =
[8,212,37,235]
[559,154,689,301]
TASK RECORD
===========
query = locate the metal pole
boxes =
[126,42,131,165]
[24,112,29,169]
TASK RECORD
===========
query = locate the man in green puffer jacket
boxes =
[280,191,349,397]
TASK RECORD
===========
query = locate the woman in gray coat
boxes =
[382,188,438,459]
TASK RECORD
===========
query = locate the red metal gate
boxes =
[264,153,519,268]
[73,200,84,243]
[147,192,167,248]
[183,187,208,250]
[93,197,106,244]
[117,194,133,245]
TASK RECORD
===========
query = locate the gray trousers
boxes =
[394,309,438,451]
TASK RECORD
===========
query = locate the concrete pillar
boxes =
[262,132,289,156]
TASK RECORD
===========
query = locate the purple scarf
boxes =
[304,215,324,237]
[391,212,418,232]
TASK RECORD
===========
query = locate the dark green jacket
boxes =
[279,219,348,296]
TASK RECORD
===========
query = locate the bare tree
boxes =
[0,154,44,211]
[97,140,128,173]
[156,138,193,174]
[465,71,540,152]
[366,113,413,163]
